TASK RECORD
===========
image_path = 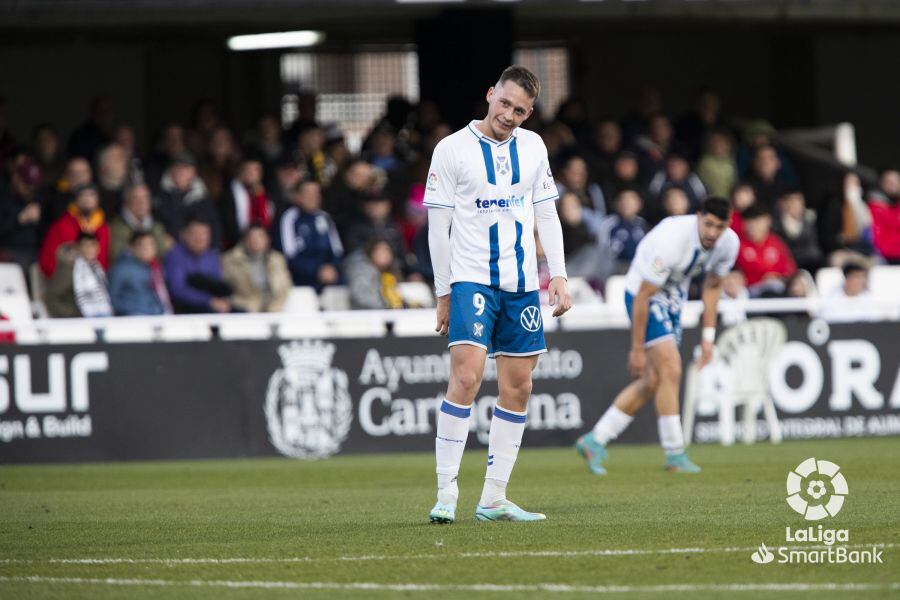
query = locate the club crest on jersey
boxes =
[495,156,510,175]
[520,306,542,332]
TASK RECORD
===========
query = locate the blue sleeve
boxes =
[165,253,213,308]
[108,264,132,315]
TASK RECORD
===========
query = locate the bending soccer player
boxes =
[577,197,738,474]
[425,66,571,523]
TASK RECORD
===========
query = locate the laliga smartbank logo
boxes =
[751,457,883,565]
[786,457,847,520]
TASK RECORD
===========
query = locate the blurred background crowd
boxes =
[0,85,897,319]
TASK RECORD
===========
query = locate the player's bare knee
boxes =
[642,373,659,396]
[450,369,482,397]
[500,376,532,399]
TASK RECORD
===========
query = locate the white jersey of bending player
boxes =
[424,121,559,293]
[624,214,739,313]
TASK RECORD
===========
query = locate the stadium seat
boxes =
[102,320,159,343]
[392,311,438,336]
[218,318,273,340]
[158,320,212,342]
[602,275,627,309]
[559,304,613,330]
[397,281,435,308]
[0,263,34,323]
[600,276,629,327]
[565,277,602,306]
[320,285,351,311]
[282,287,320,313]
[29,262,48,318]
[870,265,900,300]
[815,267,843,297]
[795,269,819,296]
[683,318,786,446]
[679,302,702,328]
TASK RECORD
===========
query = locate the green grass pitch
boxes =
[1,437,898,599]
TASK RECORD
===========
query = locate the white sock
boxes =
[480,405,527,507]
[658,414,685,456]
[435,398,471,504]
[592,405,634,445]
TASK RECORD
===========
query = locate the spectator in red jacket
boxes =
[736,203,797,296]
[39,183,110,277]
[868,168,900,264]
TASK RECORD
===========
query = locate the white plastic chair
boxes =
[567,277,602,305]
[392,311,438,337]
[319,285,351,311]
[29,262,49,318]
[870,265,900,301]
[0,263,34,323]
[815,267,843,298]
[282,287,320,313]
[683,318,786,445]
[397,281,435,308]
[602,275,630,327]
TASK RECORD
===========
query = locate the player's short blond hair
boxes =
[498,65,540,100]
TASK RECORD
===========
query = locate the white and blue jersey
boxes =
[624,215,739,346]
[426,121,558,357]
[424,121,559,293]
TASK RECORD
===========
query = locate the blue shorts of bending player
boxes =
[624,291,682,348]
[448,282,547,359]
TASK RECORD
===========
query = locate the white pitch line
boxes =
[0,543,893,565]
[0,576,898,594]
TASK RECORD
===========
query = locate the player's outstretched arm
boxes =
[629,280,660,377]
[697,273,724,369]
[428,207,453,335]
[533,199,571,317]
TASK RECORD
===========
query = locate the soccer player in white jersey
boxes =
[425,66,571,523]
[576,197,738,474]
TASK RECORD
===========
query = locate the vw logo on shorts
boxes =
[520,306,542,332]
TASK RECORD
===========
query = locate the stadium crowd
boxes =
[0,87,897,319]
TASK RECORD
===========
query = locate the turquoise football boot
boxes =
[475,499,546,522]
[665,452,701,473]
[575,433,608,475]
[429,501,456,524]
